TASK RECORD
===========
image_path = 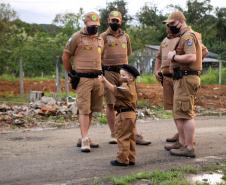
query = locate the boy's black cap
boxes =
[121,64,140,78]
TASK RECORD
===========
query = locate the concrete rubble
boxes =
[1,96,225,128]
[0,96,77,127]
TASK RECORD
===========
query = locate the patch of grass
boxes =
[137,101,172,119]
[221,164,226,180]
[24,75,55,81]
[201,67,218,85]
[172,165,199,174]
[137,99,150,109]
[111,170,187,185]
[222,68,226,85]
[111,171,150,185]
[0,74,17,81]
[98,114,107,125]
[43,91,77,100]
[150,170,186,184]
[152,106,173,119]
[137,74,157,84]
[0,95,28,105]
[96,163,226,185]
[0,74,56,81]
[201,67,226,85]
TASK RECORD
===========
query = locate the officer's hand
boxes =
[154,71,162,82]
[168,50,176,62]
[98,75,104,82]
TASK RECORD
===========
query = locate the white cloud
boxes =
[2,0,226,24]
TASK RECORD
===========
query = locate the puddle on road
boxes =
[188,172,224,185]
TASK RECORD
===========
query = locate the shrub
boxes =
[201,67,226,85]
[137,74,157,84]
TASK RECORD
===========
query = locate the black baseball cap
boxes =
[121,64,140,78]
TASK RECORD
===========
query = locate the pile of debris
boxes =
[29,96,77,116]
[0,96,77,128]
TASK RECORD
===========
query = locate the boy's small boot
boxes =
[109,136,117,144]
[110,160,128,166]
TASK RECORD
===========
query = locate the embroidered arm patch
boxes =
[186,39,193,47]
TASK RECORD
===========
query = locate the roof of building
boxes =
[146,45,219,63]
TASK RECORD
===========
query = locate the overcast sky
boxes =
[2,0,226,24]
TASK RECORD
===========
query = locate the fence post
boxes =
[55,56,61,93]
[19,58,24,95]
[219,59,222,85]
[64,70,69,97]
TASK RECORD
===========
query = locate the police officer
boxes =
[155,27,180,147]
[101,10,151,145]
[164,11,205,157]
[155,22,208,151]
[62,12,104,153]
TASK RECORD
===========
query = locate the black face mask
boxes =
[87,26,98,35]
[109,23,120,31]
[168,24,181,34]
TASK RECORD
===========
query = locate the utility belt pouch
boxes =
[173,68,183,80]
[68,70,80,90]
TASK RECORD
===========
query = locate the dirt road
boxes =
[0,117,226,185]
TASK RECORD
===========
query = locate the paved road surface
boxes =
[0,117,226,185]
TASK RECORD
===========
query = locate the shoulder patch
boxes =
[186,39,193,46]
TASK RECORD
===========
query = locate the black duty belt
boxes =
[102,65,123,73]
[181,70,200,76]
[116,108,134,114]
[163,73,173,78]
[77,71,102,78]
[173,70,200,80]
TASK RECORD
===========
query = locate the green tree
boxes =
[215,8,226,42]
[53,8,84,36]
[136,3,165,28]
[184,0,213,32]
[0,3,17,21]
[0,3,18,74]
